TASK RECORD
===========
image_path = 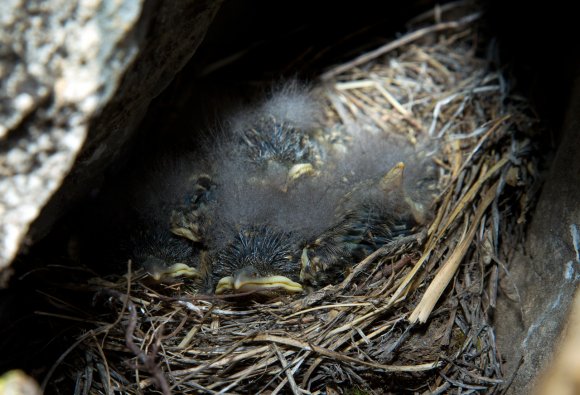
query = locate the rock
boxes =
[495,71,580,394]
[0,0,222,270]
[0,370,41,395]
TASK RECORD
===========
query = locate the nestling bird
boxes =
[130,83,430,296]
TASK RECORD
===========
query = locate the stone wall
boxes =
[0,0,223,270]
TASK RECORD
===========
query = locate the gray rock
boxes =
[0,0,222,270]
[495,72,580,393]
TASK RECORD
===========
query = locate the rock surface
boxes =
[0,0,222,270]
[495,71,580,394]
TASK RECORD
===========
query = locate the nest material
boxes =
[44,3,539,394]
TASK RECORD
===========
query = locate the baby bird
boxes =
[132,227,199,282]
[211,226,303,295]
[300,163,420,287]
[133,83,428,296]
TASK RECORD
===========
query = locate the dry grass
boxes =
[41,2,540,393]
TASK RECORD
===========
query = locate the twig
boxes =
[409,180,499,323]
[272,344,302,395]
[283,303,372,319]
[321,12,481,80]
[90,333,112,395]
[252,335,442,372]
[339,233,423,290]
[104,289,171,395]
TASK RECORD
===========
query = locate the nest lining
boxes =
[40,3,539,394]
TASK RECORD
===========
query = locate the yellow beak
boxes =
[215,272,303,295]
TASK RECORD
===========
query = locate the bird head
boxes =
[210,227,304,296]
[132,229,200,283]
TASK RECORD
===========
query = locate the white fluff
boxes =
[133,81,435,254]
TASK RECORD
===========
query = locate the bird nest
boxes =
[43,4,539,394]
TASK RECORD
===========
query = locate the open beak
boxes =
[215,268,303,295]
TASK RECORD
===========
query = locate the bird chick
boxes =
[210,226,303,295]
[189,85,326,295]
[132,226,199,283]
[131,83,432,296]
[300,163,420,286]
